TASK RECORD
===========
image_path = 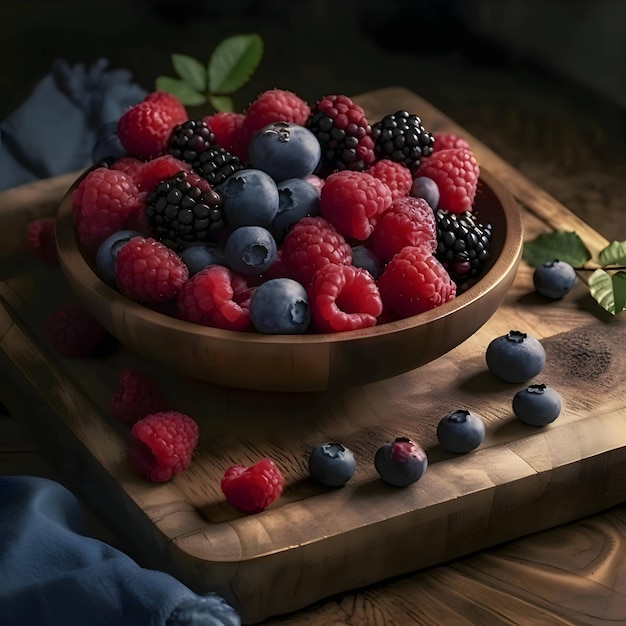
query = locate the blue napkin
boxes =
[0,58,146,190]
[0,475,240,625]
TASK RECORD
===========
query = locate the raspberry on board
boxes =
[308,263,383,332]
[176,265,252,331]
[366,159,413,201]
[203,111,248,161]
[432,132,471,153]
[369,196,437,265]
[25,217,58,264]
[221,458,284,513]
[319,170,392,241]
[281,216,353,287]
[377,245,457,318]
[109,368,168,425]
[414,147,480,214]
[129,411,199,483]
[114,236,189,304]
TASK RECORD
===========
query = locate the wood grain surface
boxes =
[0,88,625,625]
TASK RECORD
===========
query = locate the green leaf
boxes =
[588,269,626,314]
[155,76,206,106]
[523,230,592,268]
[598,240,626,266]
[171,53,207,93]
[208,94,234,113]
[208,34,263,95]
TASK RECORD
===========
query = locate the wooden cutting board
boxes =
[0,87,624,625]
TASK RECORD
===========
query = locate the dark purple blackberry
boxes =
[146,171,224,248]
[305,94,375,173]
[371,111,434,170]
[167,120,215,164]
[192,145,244,186]
[435,208,492,285]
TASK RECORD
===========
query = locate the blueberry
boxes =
[436,409,485,453]
[308,442,356,487]
[92,120,127,164]
[224,226,277,276]
[485,330,546,383]
[219,169,279,228]
[374,437,428,487]
[95,229,141,286]
[513,383,562,426]
[249,278,310,334]
[269,177,320,242]
[180,244,226,276]
[166,592,241,626]
[410,176,440,209]
[248,122,322,181]
[533,259,577,299]
[351,245,381,279]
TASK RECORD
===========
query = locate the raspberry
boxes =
[308,263,382,332]
[305,174,325,194]
[306,94,376,173]
[369,196,437,265]
[117,91,188,160]
[25,217,58,264]
[109,368,168,425]
[176,265,252,331]
[71,167,143,252]
[109,156,145,182]
[281,216,352,287]
[221,458,284,513]
[44,302,109,358]
[366,159,413,201]
[432,132,471,153]
[377,245,456,318]
[114,236,189,304]
[134,154,191,192]
[129,411,199,483]
[414,147,480,214]
[204,111,247,161]
[319,170,392,241]
[261,248,291,281]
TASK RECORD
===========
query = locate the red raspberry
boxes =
[221,458,284,513]
[176,265,252,331]
[117,91,188,160]
[243,88,310,138]
[129,411,199,483]
[305,174,325,195]
[72,167,144,252]
[134,154,190,192]
[308,263,382,332]
[369,196,437,264]
[114,236,189,304]
[261,248,291,281]
[281,216,352,287]
[366,159,413,201]
[203,111,247,161]
[377,246,456,318]
[44,302,109,358]
[110,368,168,425]
[319,170,392,241]
[414,147,480,214]
[432,132,471,153]
[25,217,58,264]
[110,156,145,182]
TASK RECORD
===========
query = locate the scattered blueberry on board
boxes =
[250,278,310,334]
[436,409,486,453]
[485,330,546,383]
[224,226,277,275]
[513,383,562,426]
[374,437,428,487]
[533,259,577,299]
[308,442,357,487]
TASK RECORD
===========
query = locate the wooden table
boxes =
[1,87,625,625]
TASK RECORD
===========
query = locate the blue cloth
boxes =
[0,58,146,190]
[0,476,240,625]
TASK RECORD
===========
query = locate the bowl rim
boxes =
[56,167,523,347]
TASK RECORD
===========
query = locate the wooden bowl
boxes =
[55,168,523,392]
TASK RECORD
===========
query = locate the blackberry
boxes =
[167,120,215,164]
[146,171,224,248]
[192,145,244,186]
[435,208,492,285]
[306,94,375,173]
[371,111,434,170]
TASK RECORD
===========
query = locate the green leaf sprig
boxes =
[524,231,626,315]
[155,34,264,112]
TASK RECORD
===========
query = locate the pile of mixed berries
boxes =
[72,88,493,335]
